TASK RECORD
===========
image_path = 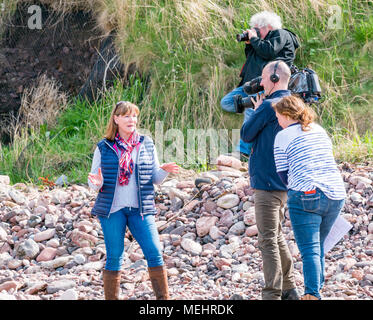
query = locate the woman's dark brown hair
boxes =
[104,101,140,140]
[273,95,317,131]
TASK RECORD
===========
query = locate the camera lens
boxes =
[233,94,255,113]
[243,77,263,95]
[236,32,249,42]
[240,97,255,109]
[233,95,244,113]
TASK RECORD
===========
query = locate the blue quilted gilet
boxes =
[90,135,157,218]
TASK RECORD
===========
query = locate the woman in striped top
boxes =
[272,95,346,300]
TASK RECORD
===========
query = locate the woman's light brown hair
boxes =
[104,101,140,140]
[273,95,316,131]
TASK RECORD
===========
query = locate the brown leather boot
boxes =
[148,265,170,300]
[103,269,122,300]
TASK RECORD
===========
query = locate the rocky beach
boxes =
[0,156,372,300]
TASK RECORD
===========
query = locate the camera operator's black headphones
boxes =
[270,61,280,83]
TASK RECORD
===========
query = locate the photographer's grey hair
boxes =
[250,11,282,29]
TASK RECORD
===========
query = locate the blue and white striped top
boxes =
[274,123,346,200]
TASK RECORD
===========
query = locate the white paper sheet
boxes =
[324,215,353,253]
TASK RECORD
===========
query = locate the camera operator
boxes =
[240,60,300,300]
[221,11,299,157]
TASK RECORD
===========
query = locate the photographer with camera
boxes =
[221,11,299,157]
[240,60,300,300]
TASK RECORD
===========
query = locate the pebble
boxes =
[36,247,57,262]
[47,280,76,294]
[243,208,256,226]
[0,226,7,241]
[0,281,18,292]
[181,238,202,255]
[245,225,258,237]
[196,216,218,237]
[209,226,224,240]
[57,288,78,300]
[351,270,364,281]
[228,221,246,235]
[219,210,234,228]
[15,239,40,259]
[167,268,179,276]
[40,256,72,269]
[232,263,249,273]
[34,229,56,242]
[368,222,373,234]
[216,194,240,209]
[8,259,22,269]
[8,189,26,205]
[46,238,60,248]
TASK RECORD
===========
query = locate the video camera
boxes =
[233,66,322,113]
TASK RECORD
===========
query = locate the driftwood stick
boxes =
[157,180,231,232]
[157,190,202,232]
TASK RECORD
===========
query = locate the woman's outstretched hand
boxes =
[88,167,103,187]
[160,162,179,173]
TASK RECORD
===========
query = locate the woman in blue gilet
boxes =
[88,101,179,300]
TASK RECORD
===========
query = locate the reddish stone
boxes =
[213,257,232,270]
[0,242,12,254]
[16,229,29,238]
[25,282,47,295]
[0,281,18,292]
[70,229,98,248]
[11,226,21,232]
[129,252,144,262]
[88,253,101,262]
[36,247,57,262]
[245,225,258,237]
[351,270,364,281]
[34,228,56,242]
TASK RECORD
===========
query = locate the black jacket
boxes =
[239,29,299,86]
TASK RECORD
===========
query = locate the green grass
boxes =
[1,0,372,185]
[0,78,147,185]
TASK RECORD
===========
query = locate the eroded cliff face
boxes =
[0,2,101,142]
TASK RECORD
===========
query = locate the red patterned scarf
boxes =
[114,131,141,185]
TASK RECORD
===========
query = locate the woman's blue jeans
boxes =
[220,86,254,155]
[287,188,345,299]
[98,207,164,271]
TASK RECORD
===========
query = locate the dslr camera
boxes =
[233,66,322,113]
[233,76,263,113]
[236,27,261,42]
